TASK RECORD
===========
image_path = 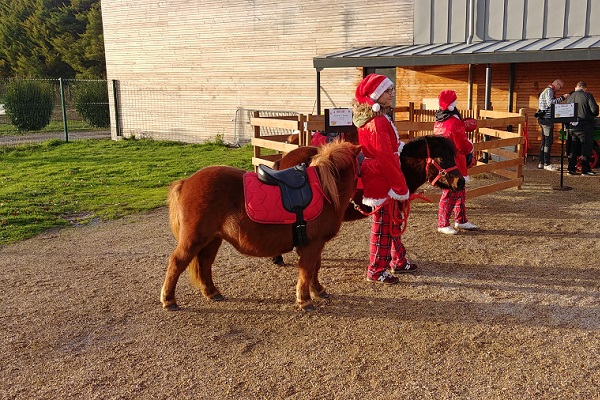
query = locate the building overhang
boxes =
[313,36,600,69]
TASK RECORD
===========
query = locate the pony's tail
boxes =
[168,179,184,241]
[168,179,202,288]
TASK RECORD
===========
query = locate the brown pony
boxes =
[160,141,362,311]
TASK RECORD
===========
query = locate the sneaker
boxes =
[543,164,559,171]
[537,163,544,169]
[437,226,458,235]
[582,171,596,176]
[390,260,417,274]
[366,271,399,285]
[455,221,479,230]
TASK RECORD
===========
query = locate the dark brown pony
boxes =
[161,141,362,311]
[276,135,465,221]
[270,135,464,266]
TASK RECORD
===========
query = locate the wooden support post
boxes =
[253,111,261,171]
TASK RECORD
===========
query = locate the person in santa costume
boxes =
[352,73,417,285]
[433,89,479,235]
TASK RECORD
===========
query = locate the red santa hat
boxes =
[355,74,394,112]
[438,90,458,111]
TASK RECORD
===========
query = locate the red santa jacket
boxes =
[433,115,473,179]
[354,108,409,207]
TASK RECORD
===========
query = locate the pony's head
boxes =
[402,136,465,192]
[310,141,361,211]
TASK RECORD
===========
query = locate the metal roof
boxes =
[313,36,600,69]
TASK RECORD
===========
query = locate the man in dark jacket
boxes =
[565,81,600,175]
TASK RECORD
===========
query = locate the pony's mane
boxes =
[402,135,455,157]
[309,141,357,211]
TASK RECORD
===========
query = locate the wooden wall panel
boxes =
[396,60,600,159]
[101,0,414,142]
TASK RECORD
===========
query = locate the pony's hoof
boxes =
[300,302,316,312]
[209,293,224,301]
[272,255,286,266]
[164,303,179,311]
[316,290,329,299]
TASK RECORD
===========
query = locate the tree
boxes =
[0,0,106,79]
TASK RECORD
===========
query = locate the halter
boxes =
[426,141,458,186]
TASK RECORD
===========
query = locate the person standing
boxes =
[352,74,417,285]
[433,90,478,235]
[564,81,599,176]
[537,79,570,171]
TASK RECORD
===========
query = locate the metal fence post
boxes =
[59,77,69,142]
[112,79,121,137]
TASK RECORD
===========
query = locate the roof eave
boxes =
[313,48,600,69]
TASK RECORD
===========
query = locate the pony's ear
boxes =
[352,144,362,156]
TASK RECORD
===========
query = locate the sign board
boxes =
[325,108,356,135]
[551,103,577,123]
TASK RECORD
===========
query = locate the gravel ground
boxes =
[1,161,599,399]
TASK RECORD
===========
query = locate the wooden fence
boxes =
[251,104,527,202]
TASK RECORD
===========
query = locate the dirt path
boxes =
[1,163,599,399]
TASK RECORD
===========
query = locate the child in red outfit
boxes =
[352,74,417,285]
[433,90,479,235]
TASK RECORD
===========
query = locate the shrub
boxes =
[72,81,110,128]
[4,80,54,131]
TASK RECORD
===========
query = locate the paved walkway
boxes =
[0,130,111,146]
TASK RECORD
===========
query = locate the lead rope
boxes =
[396,193,431,234]
[350,192,432,234]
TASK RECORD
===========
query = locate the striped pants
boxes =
[367,201,407,277]
[438,187,468,228]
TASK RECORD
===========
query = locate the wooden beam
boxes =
[472,136,524,150]
[251,137,298,153]
[466,178,524,198]
[252,157,277,169]
[469,158,523,174]
[250,117,300,131]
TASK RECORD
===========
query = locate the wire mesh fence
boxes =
[0,78,302,146]
[113,81,299,145]
[0,78,111,146]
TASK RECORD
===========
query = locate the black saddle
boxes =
[257,163,313,246]
[317,131,343,143]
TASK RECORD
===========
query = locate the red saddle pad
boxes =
[243,167,325,224]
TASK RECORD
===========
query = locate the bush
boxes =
[4,80,54,131]
[72,81,110,128]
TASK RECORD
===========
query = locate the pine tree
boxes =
[0,0,106,79]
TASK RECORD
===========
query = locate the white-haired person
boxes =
[537,79,570,171]
[352,74,417,285]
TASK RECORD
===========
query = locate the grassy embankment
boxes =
[0,138,255,244]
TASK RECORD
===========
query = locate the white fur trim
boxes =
[464,175,470,183]
[368,77,393,101]
[447,100,457,111]
[372,103,381,112]
[362,196,387,208]
[398,141,405,155]
[388,188,409,201]
[385,114,400,141]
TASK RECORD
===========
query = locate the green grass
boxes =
[0,138,254,244]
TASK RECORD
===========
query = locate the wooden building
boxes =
[101,0,600,157]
